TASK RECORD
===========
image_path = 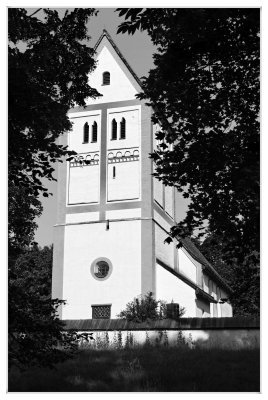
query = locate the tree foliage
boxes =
[8,8,98,368]
[8,8,101,256]
[8,183,43,259]
[117,292,185,322]
[9,245,93,370]
[197,234,259,316]
[9,8,100,199]
[117,8,260,315]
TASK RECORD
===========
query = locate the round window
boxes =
[91,257,113,281]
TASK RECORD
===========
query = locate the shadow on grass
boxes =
[9,347,260,392]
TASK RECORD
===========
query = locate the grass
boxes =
[9,346,260,392]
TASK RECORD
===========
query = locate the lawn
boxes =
[9,346,260,392]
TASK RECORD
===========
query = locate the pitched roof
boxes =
[181,237,233,293]
[94,29,143,89]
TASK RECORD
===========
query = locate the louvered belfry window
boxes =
[92,305,111,319]
[103,71,110,85]
[92,121,97,142]
[111,118,117,140]
[120,117,126,139]
[83,122,89,143]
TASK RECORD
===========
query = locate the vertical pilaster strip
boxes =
[150,119,156,296]
[52,132,68,318]
[172,186,176,221]
[162,184,165,211]
[52,226,65,318]
[141,103,153,219]
[99,107,108,220]
[174,241,178,273]
[140,103,155,295]
[141,219,155,295]
[196,263,203,288]
[57,132,68,225]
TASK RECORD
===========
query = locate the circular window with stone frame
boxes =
[90,257,113,281]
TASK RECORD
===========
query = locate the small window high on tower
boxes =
[91,121,98,143]
[103,71,110,85]
[120,117,126,139]
[83,122,89,143]
[111,119,117,140]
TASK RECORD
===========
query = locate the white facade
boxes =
[156,262,197,317]
[52,30,233,320]
[62,220,141,319]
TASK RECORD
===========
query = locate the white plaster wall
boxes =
[220,289,233,317]
[155,224,174,268]
[66,212,100,223]
[107,161,140,201]
[196,298,211,317]
[211,282,218,317]
[69,113,101,154]
[68,165,99,204]
[107,108,140,149]
[154,210,171,232]
[178,248,197,284]
[208,279,213,295]
[156,262,197,317]
[154,177,164,207]
[203,274,209,293]
[152,125,164,206]
[203,275,232,317]
[216,286,222,317]
[87,43,138,104]
[62,220,141,319]
[164,185,174,218]
[106,208,141,220]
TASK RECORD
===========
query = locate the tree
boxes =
[117,292,185,322]
[8,8,98,367]
[117,8,260,315]
[8,8,101,256]
[8,183,43,260]
[9,8,100,199]
[197,234,259,316]
[9,245,92,370]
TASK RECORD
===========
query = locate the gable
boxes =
[86,33,142,105]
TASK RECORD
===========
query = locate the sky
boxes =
[34,7,156,247]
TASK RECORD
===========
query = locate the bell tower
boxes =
[52,30,155,319]
[52,29,233,320]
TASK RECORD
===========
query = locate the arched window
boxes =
[103,71,110,85]
[120,117,126,139]
[83,122,89,143]
[91,121,97,143]
[111,118,117,140]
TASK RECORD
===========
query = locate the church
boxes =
[52,30,233,320]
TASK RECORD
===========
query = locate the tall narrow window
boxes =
[103,71,110,85]
[91,121,97,143]
[113,166,116,179]
[111,119,117,140]
[120,117,126,139]
[83,122,89,143]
